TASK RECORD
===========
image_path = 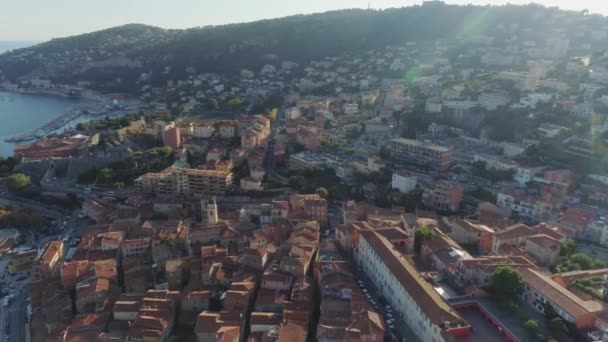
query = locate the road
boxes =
[0,277,28,342]
[7,290,27,342]
[0,192,65,219]
[354,269,418,342]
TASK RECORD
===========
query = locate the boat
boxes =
[65,89,83,98]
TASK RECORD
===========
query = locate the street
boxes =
[354,269,419,342]
[1,275,28,342]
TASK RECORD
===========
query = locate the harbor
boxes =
[4,106,92,143]
[0,84,144,155]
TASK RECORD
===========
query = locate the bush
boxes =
[6,173,31,194]
[316,187,328,198]
[524,320,539,335]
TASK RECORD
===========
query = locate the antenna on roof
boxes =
[368,1,371,10]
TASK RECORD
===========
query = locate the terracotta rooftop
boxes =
[533,223,567,241]
[250,312,282,326]
[359,229,467,328]
[277,321,308,342]
[560,207,596,229]
[526,234,560,250]
[40,240,63,264]
[520,267,604,319]
[494,223,535,241]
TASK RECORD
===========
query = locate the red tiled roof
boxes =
[277,321,307,342]
[520,268,603,319]
[560,207,596,229]
[41,240,63,264]
[526,234,560,250]
[494,223,535,241]
[359,230,467,328]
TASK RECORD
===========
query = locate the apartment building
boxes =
[520,267,603,329]
[478,91,511,110]
[135,167,233,196]
[424,181,464,213]
[38,240,64,278]
[355,230,471,341]
[391,170,417,193]
[122,238,151,258]
[387,138,451,172]
[8,249,38,274]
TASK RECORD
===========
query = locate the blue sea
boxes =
[0,90,91,156]
[0,41,39,54]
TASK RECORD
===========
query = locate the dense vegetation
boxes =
[1,4,602,86]
[6,173,31,194]
[78,146,175,188]
[0,206,48,229]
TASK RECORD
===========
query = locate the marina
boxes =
[0,90,94,156]
[4,106,91,143]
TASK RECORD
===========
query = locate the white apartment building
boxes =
[496,192,537,219]
[194,124,213,139]
[442,100,478,120]
[514,167,537,185]
[344,103,359,115]
[391,171,417,193]
[478,92,510,111]
[425,99,443,113]
[355,230,470,342]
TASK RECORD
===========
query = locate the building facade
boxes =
[387,138,451,172]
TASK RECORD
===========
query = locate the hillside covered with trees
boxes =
[0,3,603,90]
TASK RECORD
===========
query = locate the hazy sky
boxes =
[3,0,607,41]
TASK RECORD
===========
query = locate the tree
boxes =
[414,225,435,255]
[524,319,539,336]
[548,318,565,338]
[205,98,219,110]
[228,97,242,109]
[288,176,301,189]
[96,168,114,184]
[489,266,524,301]
[316,187,328,199]
[6,173,31,194]
[379,145,391,160]
[557,252,605,272]
[267,108,278,122]
[559,239,576,257]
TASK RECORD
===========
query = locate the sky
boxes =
[2,0,607,41]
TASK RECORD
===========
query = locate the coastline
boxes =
[0,86,107,144]
[0,82,105,102]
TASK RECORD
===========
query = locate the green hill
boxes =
[0,3,603,91]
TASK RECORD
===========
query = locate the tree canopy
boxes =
[6,173,31,194]
[414,225,435,255]
[488,266,524,301]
